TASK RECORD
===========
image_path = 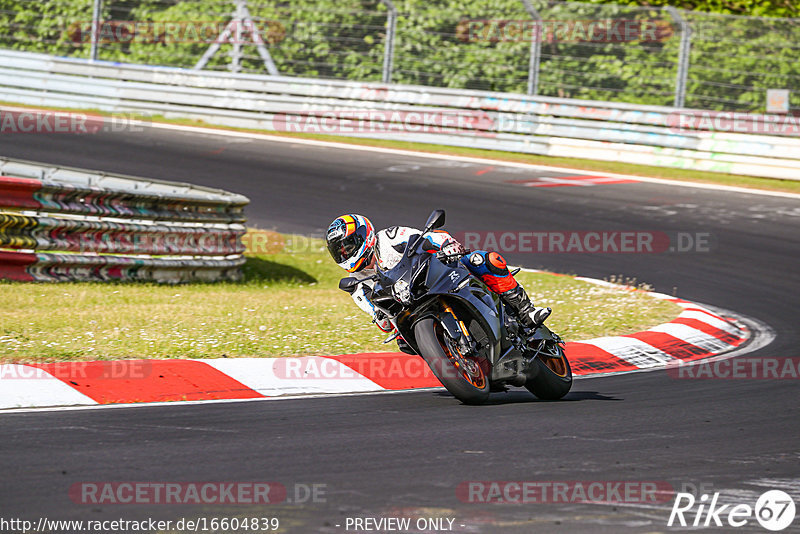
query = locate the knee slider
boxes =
[486,252,509,276]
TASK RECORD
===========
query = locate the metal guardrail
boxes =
[0,49,798,180]
[0,157,249,283]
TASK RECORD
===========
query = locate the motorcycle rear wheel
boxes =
[415,317,491,405]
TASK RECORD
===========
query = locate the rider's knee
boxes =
[463,250,519,293]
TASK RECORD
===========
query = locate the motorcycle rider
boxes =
[326,214,551,352]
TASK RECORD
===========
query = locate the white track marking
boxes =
[0,387,445,415]
[2,104,799,200]
[142,120,800,201]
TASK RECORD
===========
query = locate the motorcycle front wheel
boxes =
[525,340,572,400]
[414,317,490,405]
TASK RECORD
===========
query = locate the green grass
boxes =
[2,100,799,194]
[0,233,681,364]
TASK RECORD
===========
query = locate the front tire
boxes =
[414,317,490,405]
[526,340,572,400]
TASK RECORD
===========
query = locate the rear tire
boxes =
[415,317,490,405]
[525,341,572,400]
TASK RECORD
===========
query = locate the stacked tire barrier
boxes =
[0,157,249,283]
[0,49,799,180]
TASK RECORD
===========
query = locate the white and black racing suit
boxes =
[348,225,455,333]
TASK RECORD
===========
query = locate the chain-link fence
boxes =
[0,0,798,112]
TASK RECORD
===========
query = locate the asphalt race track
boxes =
[1,126,799,533]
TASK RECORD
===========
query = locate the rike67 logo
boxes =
[668,490,796,531]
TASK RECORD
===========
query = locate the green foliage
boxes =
[0,0,798,111]
[680,11,800,109]
[0,0,99,57]
[579,0,798,18]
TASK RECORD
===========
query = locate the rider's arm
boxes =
[423,230,465,257]
[351,282,394,332]
[421,230,453,250]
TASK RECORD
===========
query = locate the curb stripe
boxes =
[669,318,745,345]
[563,342,639,376]
[323,353,442,390]
[649,323,741,353]
[581,337,676,369]
[677,310,743,335]
[32,360,263,404]
[624,331,712,361]
[0,365,97,409]
[0,280,752,409]
[202,357,385,396]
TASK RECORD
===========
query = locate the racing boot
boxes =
[500,285,551,329]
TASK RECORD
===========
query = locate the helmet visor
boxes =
[327,231,366,265]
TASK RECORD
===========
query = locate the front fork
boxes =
[441,301,474,355]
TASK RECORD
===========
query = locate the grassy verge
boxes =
[2,100,799,195]
[0,233,680,364]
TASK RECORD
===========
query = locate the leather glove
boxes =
[438,239,466,259]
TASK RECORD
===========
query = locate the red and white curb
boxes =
[0,279,759,411]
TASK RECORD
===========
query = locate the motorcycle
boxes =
[339,209,572,405]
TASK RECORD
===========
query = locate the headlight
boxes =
[393,279,412,305]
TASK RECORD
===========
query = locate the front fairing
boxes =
[422,256,502,343]
[370,237,504,359]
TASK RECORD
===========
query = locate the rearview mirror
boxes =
[338,277,360,294]
[407,209,447,257]
[425,209,446,230]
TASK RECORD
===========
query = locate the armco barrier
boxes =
[0,49,798,180]
[0,157,249,283]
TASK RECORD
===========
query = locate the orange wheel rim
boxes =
[437,324,486,389]
[542,344,568,377]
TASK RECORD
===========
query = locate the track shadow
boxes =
[434,389,622,405]
[561,390,622,402]
[241,256,317,284]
